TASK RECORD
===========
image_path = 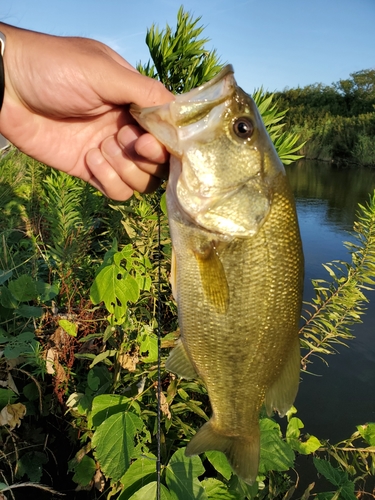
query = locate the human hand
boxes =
[0,23,173,200]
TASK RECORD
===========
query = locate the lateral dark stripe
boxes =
[0,52,4,111]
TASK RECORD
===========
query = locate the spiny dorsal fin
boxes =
[194,242,229,314]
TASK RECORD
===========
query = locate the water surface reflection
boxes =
[286,160,375,442]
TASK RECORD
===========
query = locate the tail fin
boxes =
[185,420,260,485]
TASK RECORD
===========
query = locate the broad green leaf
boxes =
[201,478,238,499]
[286,417,303,440]
[2,332,37,359]
[72,455,96,486]
[23,382,40,401]
[0,286,18,308]
[286,417,321,454]
[16,451,48,482]
[16,304,43,318]
[259,418,294,473]
[0,269,12,285]
[313,457,348,487]
[135,273,152,292]
[3,331,35,343]
[87,369,101,391]
[338,483,357,500]
[139,332,158,363]
[0,388,18,409]
[165,448,208,500]
[357,423,375,446]
[227,474,259,499]
[126,481,172,500]
[58,319,78,337]
[8,274,39,301]
[91,394,133,427]
[119,453,157,499]
[92,411,143,481]
[292,435,321,455]
[36,281,59,301]
[90,263,139,320]
[89,349,116,369]
[205,451,232,480]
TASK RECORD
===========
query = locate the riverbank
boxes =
[276,69,375,167]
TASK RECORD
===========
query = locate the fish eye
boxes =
[233,117,254,139]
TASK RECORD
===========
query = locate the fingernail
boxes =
[102,136,122,158]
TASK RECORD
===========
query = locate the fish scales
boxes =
[130,65,304,484]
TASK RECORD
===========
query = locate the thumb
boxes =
[95,54,174,108]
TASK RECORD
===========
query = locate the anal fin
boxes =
[186,419,260,485]
[265,337,301,417]
[165,339,198,380]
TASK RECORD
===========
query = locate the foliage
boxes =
[138,8,304,165]
[300,191,375,368]
[137,6,222,94]
[0,6,375,500]
[275,69,375,165]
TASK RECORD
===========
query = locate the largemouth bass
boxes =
[130,65,304,484]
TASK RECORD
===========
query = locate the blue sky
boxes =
[1,0,374,93]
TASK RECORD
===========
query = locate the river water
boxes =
[286,160,375,443]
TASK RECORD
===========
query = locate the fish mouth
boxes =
[129,65,236,155]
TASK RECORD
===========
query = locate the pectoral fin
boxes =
[265,337,301,417]
[194,243,229,314]
[165,339,198,380]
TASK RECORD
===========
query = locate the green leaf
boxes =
[119,453,157,499]
[8,274,38,301]
[0,388,18,409]
[2,331,37,359]
[23,382,39,401]
[92,412,143,480]
[286,417,321,454]
[72,455,96,486]
[16,304,43,318]
[286,417,303,440]
[126,481,172,500]
[357,423,375,446]
[201,478,239,499]
[90,261,139,321]
[165,448,208,500]
[36,281,59,301]
[16,451,48,482]
[0,286,18,308]
[91,394,133,427]
[259,418,295,473]
[227,474,259,499]
[89,349,116,369]
[58,319,77,337]
[139,331,158,363]
[313,457,348,487]
[205,451,232,480]
[0,269,12,285]
[87,369,101,391]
